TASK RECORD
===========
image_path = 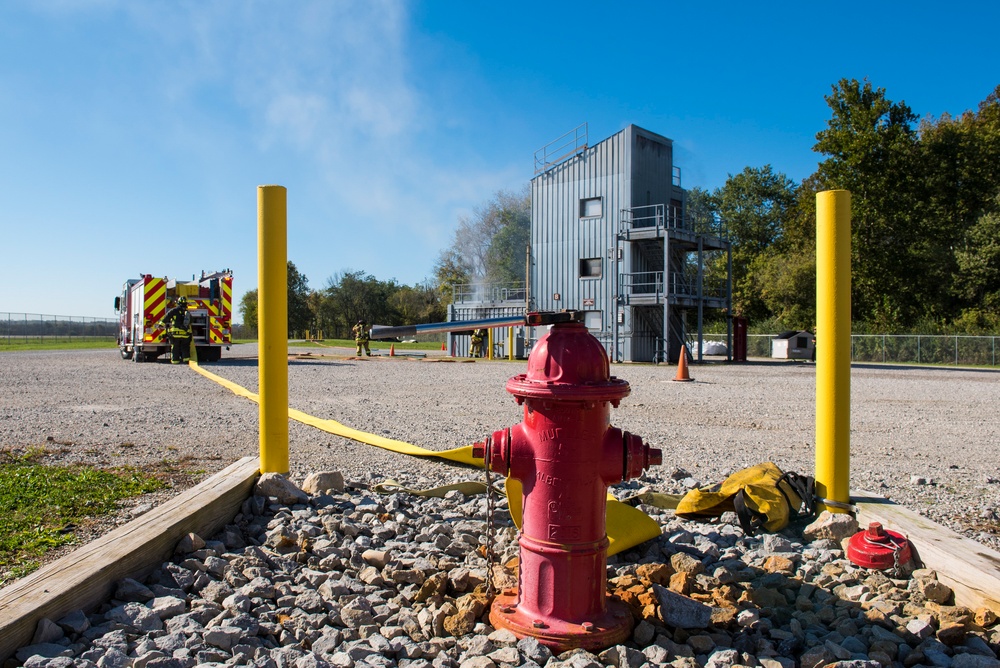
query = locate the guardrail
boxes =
[534,123,588,174]
[619,271,727,300]
[452,282,527,304]
[1,312,117,343]
[620,204,727,239]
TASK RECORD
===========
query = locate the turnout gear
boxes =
[470,328,485,358]
[352,320,371,356]
[162,299,192,364]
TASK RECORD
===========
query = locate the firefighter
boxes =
[470,328,485,358]
[352,319,371,356]
[162,297,192,364]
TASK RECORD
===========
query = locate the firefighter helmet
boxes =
[178,297,188,307]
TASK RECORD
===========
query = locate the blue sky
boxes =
[1,1,997,320]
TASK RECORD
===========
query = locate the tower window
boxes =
[580,258,602,278]
[580,197,603,218]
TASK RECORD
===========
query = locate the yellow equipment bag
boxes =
[674,462,815,535]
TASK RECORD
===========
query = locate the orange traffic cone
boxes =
[673,348,694,382]
[441,341,447,351]
[389,344,395,357]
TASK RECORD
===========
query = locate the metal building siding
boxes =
[531,128,631,318]
[629,126,674,210]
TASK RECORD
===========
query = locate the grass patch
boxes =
[0,339,118,352]
[0,448,166,585]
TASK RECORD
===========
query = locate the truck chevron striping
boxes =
[209,318,225,344]
[221,276,232,318]
[116,269,233,363]
[144,276,166,343]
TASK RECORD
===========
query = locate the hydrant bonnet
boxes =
[508,321,630,403]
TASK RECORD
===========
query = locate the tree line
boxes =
[239,263,446,339]
[704,78,1000,334]
[241,79,1000,337]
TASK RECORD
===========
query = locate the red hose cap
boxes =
[847,522,912,570]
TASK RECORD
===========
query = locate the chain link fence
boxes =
[721,334,999,366]
[1,313,118,343]
[849,334,999,366]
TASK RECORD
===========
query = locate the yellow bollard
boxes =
[508,326,514,361]
[258,185,289,474]
[815,190,851,513]
[488,328,494,360]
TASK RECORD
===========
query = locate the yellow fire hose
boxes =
[188,358,664,556]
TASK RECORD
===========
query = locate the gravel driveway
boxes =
[2,344,998,553]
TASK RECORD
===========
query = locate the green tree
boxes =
[433,249,471,305]
[814,78,920,328]
[390,281,446,325]
[486,212,531,285]
[713,165,797,322]
[235,260,312,335]
[436,186,530,293]
[287,261,313,337]
[918,86,1000,321]
[753,250,815,330]
[685,187,717,229]
[955,200,1000,312]
[239,290,258,329]
[755,173,823,330]
[320,270,400,337]
[306,290,327,336]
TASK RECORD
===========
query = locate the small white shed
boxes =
[771,330,815,360]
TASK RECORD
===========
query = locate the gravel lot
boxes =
[2,344,999,554]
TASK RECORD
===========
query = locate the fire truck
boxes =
[115,270,234,363]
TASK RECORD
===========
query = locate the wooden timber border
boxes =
[0,456,260,662]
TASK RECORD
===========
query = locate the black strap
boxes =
[776,471,816,518]
[733,489,767,536]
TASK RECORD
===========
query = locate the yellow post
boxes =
[258,185,289,474]
[488,328,494,360]
[815,190,851,512]
[508,326,514,360]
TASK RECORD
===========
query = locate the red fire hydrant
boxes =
[473,315,662,652]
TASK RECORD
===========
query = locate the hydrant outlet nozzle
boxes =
[475,429,511,477]
[623,433,662,480]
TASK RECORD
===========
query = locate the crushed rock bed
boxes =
[3,345,1000,666]
[10,473,1000,668]
[0,345,998,553]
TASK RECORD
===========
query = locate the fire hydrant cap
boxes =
[508,322,629,401]
[846,522,912,570]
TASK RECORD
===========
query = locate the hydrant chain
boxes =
[482,437,497,599]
